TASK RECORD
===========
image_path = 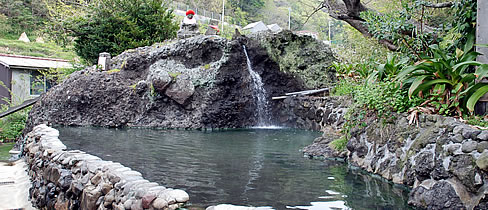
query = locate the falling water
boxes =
[243,45,271,127]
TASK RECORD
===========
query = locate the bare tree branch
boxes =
[302,2,326,26]
[422,2,454,8]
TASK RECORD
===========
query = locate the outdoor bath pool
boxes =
[57,126,410,209]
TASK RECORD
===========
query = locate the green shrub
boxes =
[0,107,29,143]
[330,136,348,151]
[354,81,420,117]
[65,0,178,64]
[395,33,488,116]
[332,79,360,96]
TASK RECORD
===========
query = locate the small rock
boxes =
[462,140,477,153]
[450,134,464,143]
[152,198,168,209]
[168,189,189,202]
[131,199,143,210]
[446,144,461,155]
[453,125,464,135]
[476,151,488,171]
[478,131,488,141]
[91,172,103,185]
[124,198,134,209]
[477,142,488,153]
[462,128,481,139]
[101,183,112,195]
[142,194,157,208]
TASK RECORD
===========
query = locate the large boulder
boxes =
[25,32,336,130]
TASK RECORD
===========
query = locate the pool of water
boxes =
[57,127,410,209]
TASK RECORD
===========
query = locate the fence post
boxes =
[475,0,488,115]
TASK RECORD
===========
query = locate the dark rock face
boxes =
[25,32,336,130]
[408,181,465,210]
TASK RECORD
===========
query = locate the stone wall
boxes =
[346,113,488,209]
[274,95,350,131]
[23,124,189,210]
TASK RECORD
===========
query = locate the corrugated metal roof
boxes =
[0,54,72,69]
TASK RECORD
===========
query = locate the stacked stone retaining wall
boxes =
[23,124,189,210]
[346,113,488,209]
[275,95,350,131]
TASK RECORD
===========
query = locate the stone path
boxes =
[0,160,36,210]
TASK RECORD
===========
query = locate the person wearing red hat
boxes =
[182,9,197,25]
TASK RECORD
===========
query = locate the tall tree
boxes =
[65,0,179,64]
[308,0,461,51]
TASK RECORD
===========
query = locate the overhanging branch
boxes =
[422,2,454,8]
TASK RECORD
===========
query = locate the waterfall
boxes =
[243,45,271,127]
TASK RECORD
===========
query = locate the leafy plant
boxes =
[332,62,373,81]
[396,33,488,116]
[0,106,29,143]
[368,53,409,82]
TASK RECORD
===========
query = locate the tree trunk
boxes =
[322,0,398,50]
[322,0,451,51]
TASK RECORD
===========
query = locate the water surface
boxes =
[57,127,410,209]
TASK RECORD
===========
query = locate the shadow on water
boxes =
[56,126,410,209]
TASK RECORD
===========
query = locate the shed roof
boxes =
[243,21,266,30]
[0,54,72,70]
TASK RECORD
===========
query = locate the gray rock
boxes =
[476,151,488,171]
[164,74,195,105]
[408,181,464,209]
[462,140,478,153]
[449,154,478,192]
[463,128,481,139]
[453,125,464,135]
[477,141,488,153]
[450,134,464,143]
[477,131,488,141]
[446,144,461,155]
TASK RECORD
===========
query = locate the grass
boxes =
[330,136,348,151]
[0,38,78,60]
[0,143,15,161]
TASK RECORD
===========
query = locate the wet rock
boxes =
[408,181,464,209]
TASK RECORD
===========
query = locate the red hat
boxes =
[186,10,195,16]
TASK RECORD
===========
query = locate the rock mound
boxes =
[25,32,336,130]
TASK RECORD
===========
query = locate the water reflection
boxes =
[57,127,409,209]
